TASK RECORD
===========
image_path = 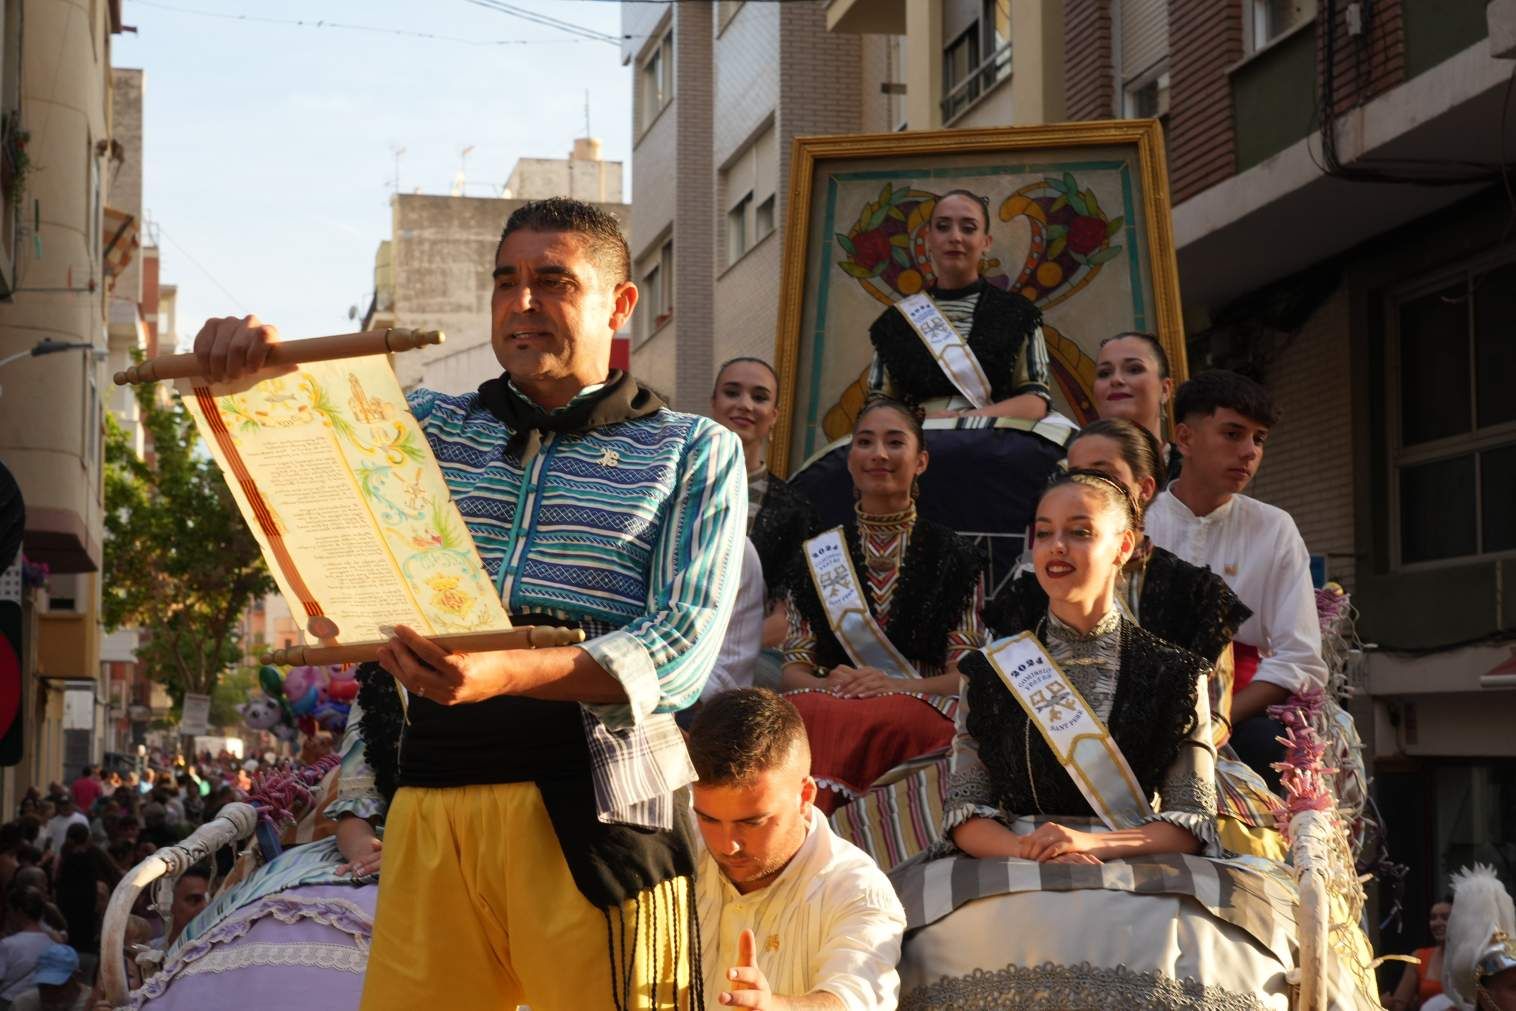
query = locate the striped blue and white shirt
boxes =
[407,385,747,829]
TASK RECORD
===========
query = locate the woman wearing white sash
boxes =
[985,418,1287,861]
[787,190,1066,593]
[864,190,1052,422]
[891,471,1378,1010]
[779,398,987,815]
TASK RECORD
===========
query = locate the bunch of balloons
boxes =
[238,664,356,743]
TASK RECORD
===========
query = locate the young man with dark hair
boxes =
[689,689,905,1011]
[1144,370,1325,789]
[192,196,746,1009]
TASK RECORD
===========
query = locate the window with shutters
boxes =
[1387,254,1516,568]
[1115,0,1170,125]
[720,123,777,268]
[941,0,1011,123]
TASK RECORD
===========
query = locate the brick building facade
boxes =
[1055,0,1516,954]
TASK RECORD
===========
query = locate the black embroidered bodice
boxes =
[789,515,984,671]
[868,280,1043,406]
[961,619,1206,819]
[749,472,819,600]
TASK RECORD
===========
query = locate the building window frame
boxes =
[638,237,675,344]
[718,121,778,272]
[1385,249,1516,572]
[638,28,674,138]
[1243,0,1317,54]
[941,0,1012,125]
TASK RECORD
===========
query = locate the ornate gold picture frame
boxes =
[770,119,1186,477]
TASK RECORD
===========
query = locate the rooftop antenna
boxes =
[584,89,591,138]
[452,145,475,197]
[391,145,409,195]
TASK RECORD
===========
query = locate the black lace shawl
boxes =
[962,620,1206,819]
[983,545,1251,665]
[749,472,819,601]
[354,662,403,803]
[788,516,984,671]
[868,280,1043,406]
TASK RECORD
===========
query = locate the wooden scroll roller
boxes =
[113,327,445,385]
[261,625,587,667]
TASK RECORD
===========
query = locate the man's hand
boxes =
[376,625,513,706]
[719,929,773,1008]
[192,314,287,383]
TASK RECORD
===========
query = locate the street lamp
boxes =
[0,339,109,397]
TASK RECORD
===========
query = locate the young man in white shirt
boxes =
[1144,370,1327,791]
[689,688,905,1011]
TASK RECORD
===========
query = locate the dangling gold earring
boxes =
[910,477,921,501]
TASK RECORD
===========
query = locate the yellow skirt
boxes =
[360,781,693,1011]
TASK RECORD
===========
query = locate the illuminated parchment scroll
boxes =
[178,354,510,646]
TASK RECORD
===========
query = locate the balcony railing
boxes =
[941,42,1012,124]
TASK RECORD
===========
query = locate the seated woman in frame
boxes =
[787,189,1067,588]
[780,397,987,815]
[986,418,1285,860]
[865,189,1051,423]
[890,470,1379,1010]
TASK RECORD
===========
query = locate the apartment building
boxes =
[623,2,865,407]
[362,139,630,395]
[1049,0,1516,941]
[625,0,1515,948]
[0,0,127,801]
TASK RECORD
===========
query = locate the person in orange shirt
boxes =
[1389,897,1453,1011]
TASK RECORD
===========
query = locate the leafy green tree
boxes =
[103,384,272,703]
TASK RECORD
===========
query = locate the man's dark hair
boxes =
[8,885,46,923]
[496,196,630,285]
[687,688,809,787]
[1174,369,1278,428]
[180,861,212,884]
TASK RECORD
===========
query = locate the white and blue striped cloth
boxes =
[407,385,747,829]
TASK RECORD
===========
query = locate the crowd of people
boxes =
[0,755,293,1009]
[59,193,1509,1009]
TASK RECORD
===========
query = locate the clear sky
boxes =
[112,0,634,348]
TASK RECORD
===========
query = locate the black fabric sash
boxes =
[390,616,694,915]
[476,368,665,463]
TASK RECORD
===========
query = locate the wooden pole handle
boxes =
[260,625,586,667]
[113,327,445,385]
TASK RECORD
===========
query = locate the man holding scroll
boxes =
[193,198,745,1009]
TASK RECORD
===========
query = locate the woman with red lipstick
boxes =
[891,470,1379,1010]
[1093,331,1178,478]
[985,419,1287,860]
[709,357,818,611]
[779,398,987,815]
[788,190,1066,593]
[864,190,1052,422]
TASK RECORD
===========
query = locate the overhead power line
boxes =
[133,0,597,46]
[458,0,619,44]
